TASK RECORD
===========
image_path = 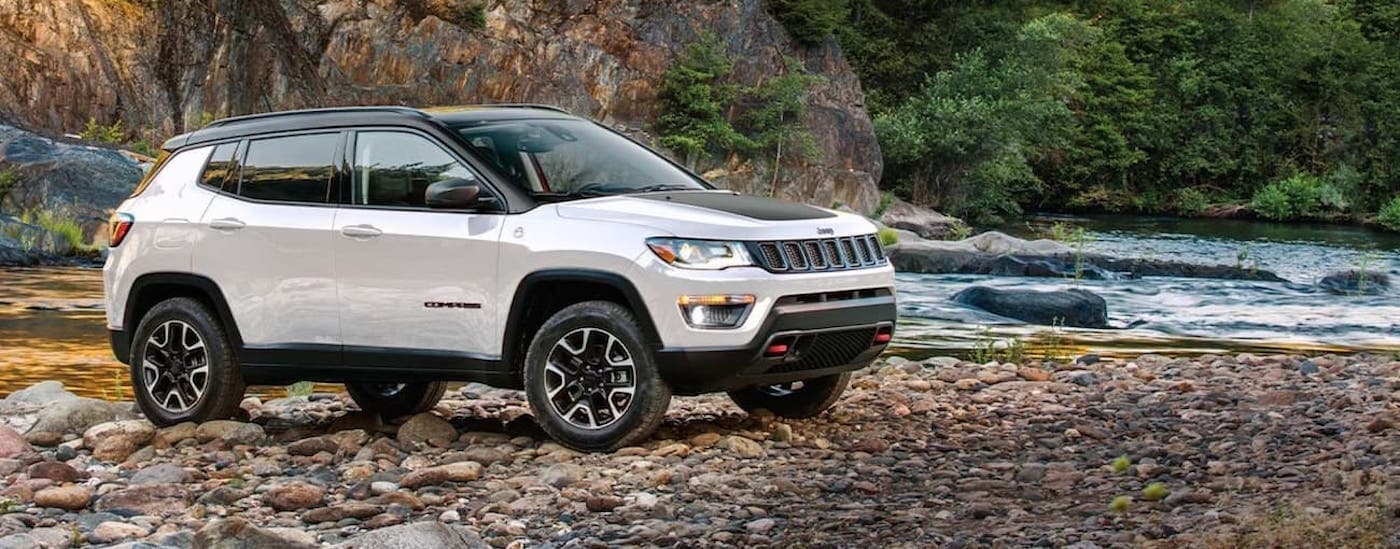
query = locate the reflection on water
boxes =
[0,268,121,399]
[4,214,1400,398]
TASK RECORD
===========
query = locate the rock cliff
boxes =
[0,0,881,212]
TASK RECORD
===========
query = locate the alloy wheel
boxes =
[141,320,209,413]
[543,327,637,430]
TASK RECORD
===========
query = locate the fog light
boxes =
[678,295,754,329]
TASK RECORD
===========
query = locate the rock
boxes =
[23,431,61,447]
[450,447,511,466]
[157,422,198,445]
[0,425,33,458]
[83,420,156,462]
[331,521,487,549]
[263,481,325,511]
[197,486,247,506]
[746,518,777,533]
[303,502,381,523]
[952,286,1109,328]
[0,381,77,410]
[32,484,91,510]
[878,198,962,239]
[586,495,624,512]
[399,461,482,489]
[193,517,319,549]
[1017,367,1052,382]
[94,484,193,515]
[28,398,125,435]
[396,413,458,447]
[1317,270,1389,295]
[131,463,190,485]
[717,435,766,458]
[195,421,266,445]
[287,436,340,456]
[25,461,79,483]
[539,464,584,488]
[89,521,149,544]
[0,126,142,253]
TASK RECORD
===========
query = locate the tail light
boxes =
[108,212,134,247]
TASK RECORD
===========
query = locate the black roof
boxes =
[161,104,578,151]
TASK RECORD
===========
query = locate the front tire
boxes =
[129,297,245,426]
[727,372,851,419]
[523,301,671,452]
[346,382,447,418]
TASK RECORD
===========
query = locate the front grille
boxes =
[769,327,877,373]
[748,234,888,273]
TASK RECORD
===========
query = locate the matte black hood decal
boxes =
[638,191,836,221]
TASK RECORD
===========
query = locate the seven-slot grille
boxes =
[748,234,887,273]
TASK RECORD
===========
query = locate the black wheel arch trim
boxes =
[501,269,662,370]
[118,273,244,364]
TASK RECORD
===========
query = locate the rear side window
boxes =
[199,142,240,193]
[130,146,212,198]
[238,133,338,203]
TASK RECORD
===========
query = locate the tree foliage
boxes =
[806,0,1400,224]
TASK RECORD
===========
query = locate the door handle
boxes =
[341,224,383,238]
[209,218,245,231]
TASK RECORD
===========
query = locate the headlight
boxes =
[646,238,756,270]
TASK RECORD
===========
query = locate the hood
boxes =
[555,190,879,240]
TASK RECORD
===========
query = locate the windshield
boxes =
[451,119,708,199]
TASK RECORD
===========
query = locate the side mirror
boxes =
[425,178,491,210]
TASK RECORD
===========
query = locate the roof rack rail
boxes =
[203,106,430,129]
[471,103,573,114]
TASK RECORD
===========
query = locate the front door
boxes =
[333,130,505,369]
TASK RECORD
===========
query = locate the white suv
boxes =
[103,106,896,451]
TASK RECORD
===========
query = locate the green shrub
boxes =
[873,192,895,217]
[0,166,17,207]
[1379,196,1400,231]
[877,227,898,246]
[463,2,486,29]
[1174,187,1209,215]
[20,209,88,254]
[79,118,124,144]
[1251,183,1293,220]
[1251,173,1349,221]
[768,0,849,44]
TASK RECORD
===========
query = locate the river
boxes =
[3,215,1398,397]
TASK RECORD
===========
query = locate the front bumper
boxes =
[654,292,896,395]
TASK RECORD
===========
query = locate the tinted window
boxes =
[199,142,240,193]
[239,134,337,203]
[352,132,481,207]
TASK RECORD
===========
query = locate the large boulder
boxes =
[1317,270,1390,295]
[0,126,142,245]
[952,286,1109,328]
[879,198,963,240]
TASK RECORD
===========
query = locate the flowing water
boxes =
[3,215,1399,397]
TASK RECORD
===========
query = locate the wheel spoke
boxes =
[545,327,637,431]
[544,362,570,399]
[141,359,162,392]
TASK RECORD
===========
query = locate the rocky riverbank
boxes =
[0,353,1394,547]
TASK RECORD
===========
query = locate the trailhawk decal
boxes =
[424,301,482,309]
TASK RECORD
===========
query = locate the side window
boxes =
[239,133,338,203]
[353,132,483,208]
[135,146,214,197]
[199,142,240,194]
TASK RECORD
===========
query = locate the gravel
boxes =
[0,352,1394,547]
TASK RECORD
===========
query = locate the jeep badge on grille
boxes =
[817,227,835,236]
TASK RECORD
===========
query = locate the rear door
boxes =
[194,132,343,355]
[333,129,505,368]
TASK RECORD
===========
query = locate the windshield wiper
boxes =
[534,183,697,200]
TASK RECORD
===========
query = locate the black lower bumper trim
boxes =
[654,294,896,395]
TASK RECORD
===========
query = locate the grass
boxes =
[79,118,124,144]
[877,227,899,247]
[1379,196,1400,231]
[968,327,1026,364]
[20,208,89,254]
[1203,502,1392,549]
[947,221,974,240]
[1040,319,1068,362]
[284,381,315,398]
[0,165,17,205]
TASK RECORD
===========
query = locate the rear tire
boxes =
[129,297,245,426]
[727,372,851,419]
[523,301,671,452]
[346,382,448,418]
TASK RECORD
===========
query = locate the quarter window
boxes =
[352,132,482,208]
[239,133,338,203]
[199,142,240,193]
